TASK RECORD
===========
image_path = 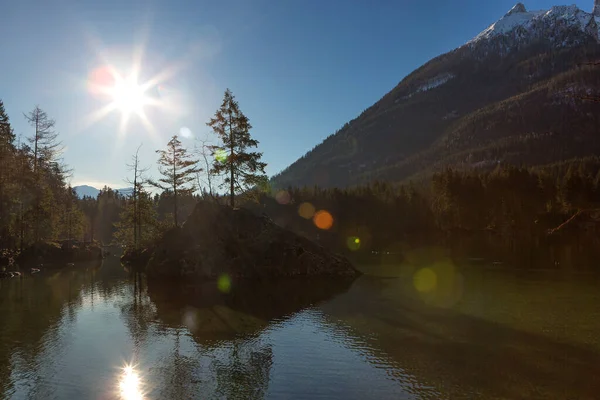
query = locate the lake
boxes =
[1,254,600,399]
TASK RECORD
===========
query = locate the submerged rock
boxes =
[145,201,360,280]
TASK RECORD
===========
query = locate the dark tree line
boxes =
[0,101,79,251]
[253,161,600,267]
[2,89,599,270]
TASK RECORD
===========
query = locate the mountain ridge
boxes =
[271,1,600,189]
[73,185,134,199]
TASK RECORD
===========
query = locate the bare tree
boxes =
[126,144,150,249]
[24,106,64,243]
[24,106,62,175]
[194,135,217,201]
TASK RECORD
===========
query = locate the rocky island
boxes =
[124,201,360,280]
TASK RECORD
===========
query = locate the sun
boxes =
[85,64,160,136]
[110,74,148,116]
[83,43,188,139]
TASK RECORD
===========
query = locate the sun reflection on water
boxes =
[118,364,145,400]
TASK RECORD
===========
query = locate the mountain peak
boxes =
[468,2,600,48]
[506,3,527,17]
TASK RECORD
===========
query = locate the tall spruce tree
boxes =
[150,135,199,227]
[207,89,267,208]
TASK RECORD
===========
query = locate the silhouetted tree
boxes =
[207,89,267,208]
[126,144,149,249]
[150,135,200,227]
[0,100,16,247]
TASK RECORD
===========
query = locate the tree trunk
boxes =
[133,175,137,249]
[33,115,40,244]
[173,152,178,227]
[229,115,235,208]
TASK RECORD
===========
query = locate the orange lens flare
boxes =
[313,210,334,230]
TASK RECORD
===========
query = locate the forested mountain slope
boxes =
[272,2,600,188]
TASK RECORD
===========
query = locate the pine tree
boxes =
[150,135,199,227]
[113,188,158,248]
[207,89,267,208]
[80,195,99,242]
[0,100,16,247]
[59,187,85,243]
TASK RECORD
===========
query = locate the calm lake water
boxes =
[1,254,600,399]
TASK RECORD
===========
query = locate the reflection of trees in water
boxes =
[151,332,273,400]
[117,272,157,348]
[0,261,102,398]
[144,277,353,399]
[211,339,273,400]
[145,277,354,342]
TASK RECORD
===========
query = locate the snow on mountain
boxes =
[74,185,99,198]
[73,185,134,199]
[402,73,455,100]
[468,2,600,47]
[415,73,455,93]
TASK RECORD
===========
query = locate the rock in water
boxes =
[146,201,360,280]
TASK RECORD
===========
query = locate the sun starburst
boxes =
[82,38,189,144]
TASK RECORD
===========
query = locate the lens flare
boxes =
[88,65,115,96]
[411,261,464,308]
[298,202,315,219]
[118,364,144,400]
[217,274,231,293]
[214,148,228,163]
[414,268,437,293]
[179,126,193,138]
[313,210,334,230]
[156,83,173,98]
[81,38,192,144]
[347,236,361,251]
[275,190,291,205]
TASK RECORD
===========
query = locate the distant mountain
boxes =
[272,1,600,188]
[73,185,134,199]
[74,185,100,198]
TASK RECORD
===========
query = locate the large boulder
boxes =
[146,201,360,280]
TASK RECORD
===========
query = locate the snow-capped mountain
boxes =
[466,2,600,55]
[272,1,600,188]
[74,185,134,199]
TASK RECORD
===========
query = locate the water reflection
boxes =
[2,256,600,399]
[145,277,355,343]
[142,277,353,398]
[118,364,144,400]
[322,271,600,399]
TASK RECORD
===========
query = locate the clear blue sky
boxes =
[0,0,593,188]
